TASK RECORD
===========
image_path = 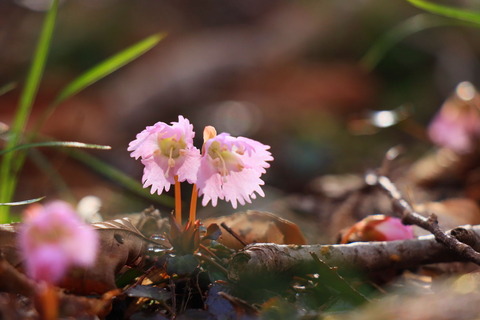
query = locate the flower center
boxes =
[158,137,187,176]
[208,141,244,177]
[159,137,186,159]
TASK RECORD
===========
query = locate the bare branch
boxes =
[365,171,480,265]
[228,225,480,281]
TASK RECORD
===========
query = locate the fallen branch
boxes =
[365,147,480,265]
[228,225,480,281]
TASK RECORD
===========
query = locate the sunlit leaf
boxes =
[0,141,111,156]
[92,218,168,247]
[0,197,45,206]
[406,0,480,24]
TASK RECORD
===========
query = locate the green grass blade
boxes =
[68,149,174,208]
[53,32,166,105]
[0,141,111,156]
[9,0,58,147]
[0,196,45,206]
[360,13,471,71]
[0,0,58,222]
[0,82,16,96]
[406,0,480,24]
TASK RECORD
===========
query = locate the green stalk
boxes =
[0,0,58,222]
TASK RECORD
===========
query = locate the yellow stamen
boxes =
[215,150,228,177]
[164,147,175,177]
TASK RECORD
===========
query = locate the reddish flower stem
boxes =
[36,283,58,320]
[174,175,182,225]
[189,183,198,224]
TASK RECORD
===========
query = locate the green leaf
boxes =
[406,0,480,25]
[0,141,111,156]
[360,13,472,71]
[0,0,59,222]
[0,196,45,206]
[53,32,166,105]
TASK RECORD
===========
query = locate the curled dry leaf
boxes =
[203,210,307,249]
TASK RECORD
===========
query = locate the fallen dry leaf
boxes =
[60,218,167,294]
[203,210,307,249]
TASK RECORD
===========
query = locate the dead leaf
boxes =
[203,211,307,249]
[60,218,168,294]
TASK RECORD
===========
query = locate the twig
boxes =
[365,168,480,265]
[228,225,480,281]
[196,252,229,275]
[309,252,369,306]
[220,222,248,247]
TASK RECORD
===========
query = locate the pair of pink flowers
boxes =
[128,116,273,209]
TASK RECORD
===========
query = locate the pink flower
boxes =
[197,128,273,208]
[128,116,201,194]
[428,82,480,154]
[18,201,99,284]
[371,216,414,241]
[341,215,414,243]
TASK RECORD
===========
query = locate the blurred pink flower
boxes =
[18,201,99,284]
[428,82,480,154]
[197,131,273,209]
[128,116,201,194]
[341,215,414,243]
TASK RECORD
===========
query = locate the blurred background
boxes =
[1,0,480,236]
